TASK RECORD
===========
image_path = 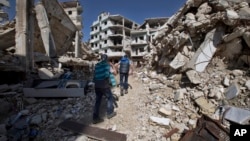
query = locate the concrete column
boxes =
[75,31,79,58]
[122,18,125,49]
[15,0,34,72]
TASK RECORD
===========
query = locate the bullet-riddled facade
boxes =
[90,12,138,60]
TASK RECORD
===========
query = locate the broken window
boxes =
[105,49,107,53]
[99,35,102,40]
[104,31,107,35]
[104,40,107,44]
[139,36,144,40]
[104,21,107,25]
[68,11,72,15]
[99,44,102,49]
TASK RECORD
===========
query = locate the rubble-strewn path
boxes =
[90,74,151,141]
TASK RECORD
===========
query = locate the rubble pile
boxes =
[149,0,250,74]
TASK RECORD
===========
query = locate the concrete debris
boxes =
[224,106,250,125]
[186,70,201,84]
[225,82,240,100]
[195,97,216,114]
[223,76,230,86]
[245,80,250,90]
[149,116,171,126]
[158,107,172,116]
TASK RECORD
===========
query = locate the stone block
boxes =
[158,107,172,116]
[195,97,216,113]
[238,7,250,20]
[245,80,250,90]
[225,83,240,100]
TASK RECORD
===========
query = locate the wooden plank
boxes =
[23,88,84,97]
[59,120,127,141]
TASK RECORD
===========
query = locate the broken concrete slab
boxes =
[35,2,57,57]
[224,106,250,125]
[186,26,225,72]
[186,70,201,84]
[225,83,240,100]
[174,88,186,101]
[41,0,77,56]
[169,52,189,70]
[150,116,171,126]
[195,97,216,114]
[23,80,87,97]
[23,88,85,98]
[192,91,204,99]
[158,107,172,116]
[223,76,230,86]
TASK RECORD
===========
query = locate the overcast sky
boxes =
[6,0,186,41]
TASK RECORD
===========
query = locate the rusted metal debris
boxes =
[180,115,230,141]
[59,120,127,141]
[164,128,179,139]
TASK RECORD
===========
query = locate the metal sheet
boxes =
[180,115,230,141]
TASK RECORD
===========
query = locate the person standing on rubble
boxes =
[92,54,116,124]
[115,54,134,96]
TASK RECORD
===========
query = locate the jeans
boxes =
[119,73,129,90]
[93,88,114,119]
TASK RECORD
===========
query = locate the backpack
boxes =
[119,57,130,73]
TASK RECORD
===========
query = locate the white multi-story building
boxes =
[130,17,168,62]
[90,12,138,61]
[61,0,83,57]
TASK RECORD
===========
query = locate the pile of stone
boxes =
[135,65,250,140]
[142,0,250,138]
[149,0,250,74]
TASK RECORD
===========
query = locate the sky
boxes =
[6,0,186,41]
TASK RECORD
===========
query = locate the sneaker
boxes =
[107,112,117,119]
[93,117,104,124]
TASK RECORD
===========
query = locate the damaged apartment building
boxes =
[90,12,138,62]
[90,12,168,65]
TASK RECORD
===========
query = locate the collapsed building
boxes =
[0,0,96,84]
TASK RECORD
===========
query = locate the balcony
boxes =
[107,52,124,57]
[131,40,147,45]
